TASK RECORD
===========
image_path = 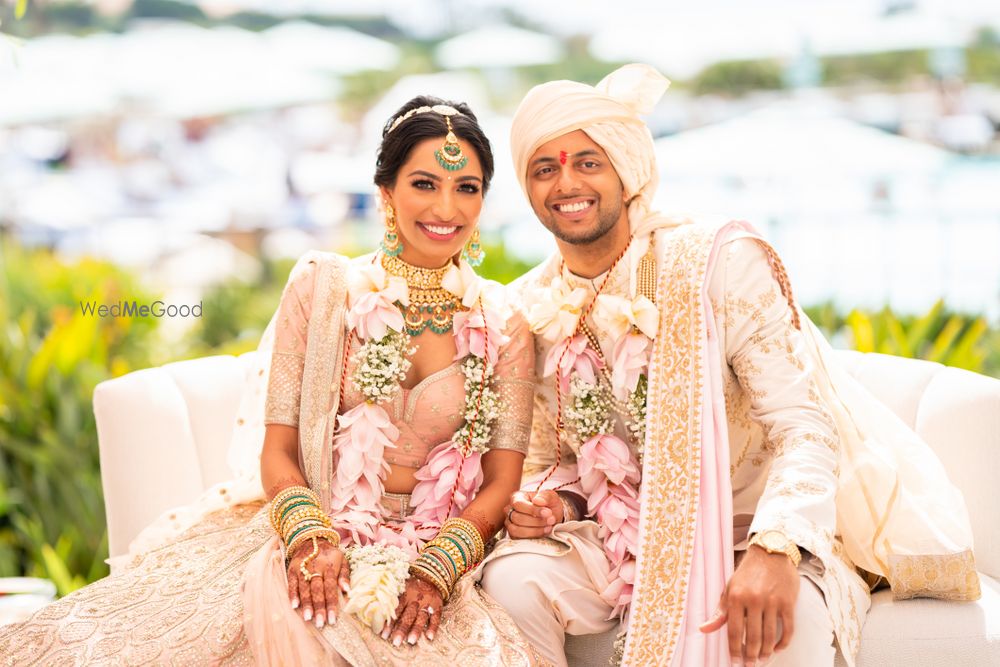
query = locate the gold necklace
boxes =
[381,253,464,336]
[381,253,451,289]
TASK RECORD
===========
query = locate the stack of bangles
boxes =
[408,518,485,602]
[269,485,340,581]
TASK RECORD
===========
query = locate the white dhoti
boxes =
[480,523,838,667]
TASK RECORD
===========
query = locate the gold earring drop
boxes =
[461,227,484,267]
[380,202,402,256]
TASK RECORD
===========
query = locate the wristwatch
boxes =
[748,530,802,567]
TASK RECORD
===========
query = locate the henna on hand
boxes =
[266,475,307,500]
[463,508,498,541]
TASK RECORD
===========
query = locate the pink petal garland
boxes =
[452,308,509,366]
[543,333,604,393]
[330,403,398,544]
[577,433,642,619]
[610,332,652,400]
[410,442,485,527]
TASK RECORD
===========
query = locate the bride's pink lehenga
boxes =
[0,252,543,666]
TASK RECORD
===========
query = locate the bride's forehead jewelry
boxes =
[435,116,469,171]
[387,104,463,134]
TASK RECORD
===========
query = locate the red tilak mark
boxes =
[559,150,568,165]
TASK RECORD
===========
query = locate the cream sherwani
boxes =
[483,228,870,667]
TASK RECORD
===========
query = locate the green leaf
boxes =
[906,300,944,352]
[846,310,875,353]
[40,544,85,597]
[927,316,964,363]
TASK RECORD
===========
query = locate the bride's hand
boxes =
[286,538,350,629]
[382,576,444,646]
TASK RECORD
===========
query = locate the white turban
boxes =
[510,63,687,238]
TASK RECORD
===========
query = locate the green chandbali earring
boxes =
[380,202,402,256]
[462,227,485,267]
[435,116,468,171]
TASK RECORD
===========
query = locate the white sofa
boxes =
[93,350,1000,666]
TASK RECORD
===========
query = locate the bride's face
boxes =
[380,137,484,268]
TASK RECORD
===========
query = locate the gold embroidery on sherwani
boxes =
[623,224,718,666]
[888,550,981,601]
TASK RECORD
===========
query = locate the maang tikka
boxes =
[380,201,402,256]
[435,116,468,171]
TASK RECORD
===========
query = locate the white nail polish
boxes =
[303,608,312,621]
[291,598,299,609]
[407,633,417,645]
[393,635,402,647]
[316,614,324,629]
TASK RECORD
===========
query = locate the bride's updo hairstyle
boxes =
[374,95,495,194]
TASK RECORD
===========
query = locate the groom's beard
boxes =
[539,196,623,247]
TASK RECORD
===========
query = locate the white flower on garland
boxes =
[343,544,411,634]
[524,276,590,343]
[593,293,659,341]
[565,375,615,444]
[452,356,501,454]
[627,374,648,459]
[352,330,412,404]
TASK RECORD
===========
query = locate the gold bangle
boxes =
[269,487,321,532]
[280,508,330,538]
[284,519,328,545]
[270,486,319,520]
[426,538,467,571]
[441,518,485,562]
[287,528,340,557]
[409,562,450,602]
[279,507,332,540]
[415,550,455,589]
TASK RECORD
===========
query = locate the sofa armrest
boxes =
[93,354,250,558]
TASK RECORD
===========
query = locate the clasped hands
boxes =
[503,489,564,538]
[699,545,801,667]
[284,539,444,645]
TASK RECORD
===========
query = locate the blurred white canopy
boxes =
[0,21,401,124]
[435,26,564,69]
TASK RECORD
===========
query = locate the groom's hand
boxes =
[698,546,800,667]
[504,490,563,539]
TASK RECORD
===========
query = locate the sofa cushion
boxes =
[842,573,1000,666]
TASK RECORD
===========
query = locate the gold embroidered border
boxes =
[297,253,349,511]
[623,224,719,666]
[888,549,981,601]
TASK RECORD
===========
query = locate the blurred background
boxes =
[1,0,998,601]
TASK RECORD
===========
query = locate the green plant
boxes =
[804,300,997,376]
[0,240,159,588]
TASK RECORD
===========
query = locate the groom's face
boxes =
[525,130,627,247]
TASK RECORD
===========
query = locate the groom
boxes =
[479,64,978,667]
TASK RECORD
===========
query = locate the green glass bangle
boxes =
[440,535,470,567]
[286,521,327,546]
[279,499,317,524]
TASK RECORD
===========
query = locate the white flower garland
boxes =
[342,544,411,634]
[452,356,501,454]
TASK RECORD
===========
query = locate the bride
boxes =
[0,97,542,666]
